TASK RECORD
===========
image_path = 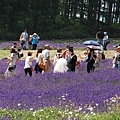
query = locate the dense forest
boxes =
[0,0,120,40]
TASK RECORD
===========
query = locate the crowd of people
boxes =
[4,28,120,77]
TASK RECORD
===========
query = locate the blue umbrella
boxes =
[83,40,100,46]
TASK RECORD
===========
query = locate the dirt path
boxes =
[22,49,115,60]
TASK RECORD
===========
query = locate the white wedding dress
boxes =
[54,58,68,73]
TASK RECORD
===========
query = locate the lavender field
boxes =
[0,40,114,50]
[0,58,120,113]
[0,41,120,119]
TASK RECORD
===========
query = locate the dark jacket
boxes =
[67,54,77,72]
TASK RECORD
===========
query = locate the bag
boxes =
[30,65,34,72]
[75,61,80,67]
[38,61,45,70]
[93,61,99,68]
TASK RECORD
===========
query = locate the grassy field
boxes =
[0,107,120,120]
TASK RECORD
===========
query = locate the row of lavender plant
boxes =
[0,58,120,113]
[0,40,114,50]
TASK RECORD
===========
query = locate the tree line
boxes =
[0,0,120,40]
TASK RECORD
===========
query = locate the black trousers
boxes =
[87,62,95,73]
[32,44,37,50]
[34,63,43,73]
[24,68,32,77]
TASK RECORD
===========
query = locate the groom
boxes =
[67,47,77,72]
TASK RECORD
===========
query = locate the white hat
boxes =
[104,32,107,34]
[33,33,37,36]
[116,46,120,49]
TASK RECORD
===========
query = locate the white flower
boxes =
[112,99,116,103]
[17,103,21,106]
[78,107,82,111]
[69,111,73,115]
[96,103,98,106]
[29,108,33,111]
[87,107,93,111]
[33,111,36,116]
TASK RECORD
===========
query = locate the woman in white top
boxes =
[53,53,68,73]
[4,48,18,77]
[35,48,43,73]
[24,52,33,77]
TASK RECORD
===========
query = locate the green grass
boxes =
[0,107,120,120]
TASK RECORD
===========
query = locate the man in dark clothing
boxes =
[67,47,77,72]
[96,28,105,46]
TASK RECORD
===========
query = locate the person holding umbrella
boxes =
[86,48,97,73]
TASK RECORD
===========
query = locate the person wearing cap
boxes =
[96,28,104,46]
[24,52,33,77]
[42,44,51,72]
[112,46,120,69]
[19,29,28,50]
[32,33,40,50]
[67,47,77,72]
[103,32,109,50]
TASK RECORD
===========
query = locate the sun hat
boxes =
[45,44,50,47]
[116,46,120,49]
[33,33,37,36]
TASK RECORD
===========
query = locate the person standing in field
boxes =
[19,29,28,50]
[53,48,62,63]
[62,45,70,59]
[96,28,104,46]
[4,48,19,77]
[103,32,109,50]
[34,48,44,74]
[42,44,51,72]
[112,46,120,69]
[24,52,33,77]
[31,33,40,50]
[28,35,32,50]
[53,53,68,73]
[67,46,77,72]
[86,49,97,73]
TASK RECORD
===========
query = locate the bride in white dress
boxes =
[53,53,68,73]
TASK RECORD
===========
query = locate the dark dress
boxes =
[86,53,96,73]
[67,54,77,72]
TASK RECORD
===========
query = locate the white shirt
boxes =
[42,49,50,60]
[9,53,17,66]
[24,56,32,69]
[54,58,68,73]
[36,53,43,63]
[21,32,28,41]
